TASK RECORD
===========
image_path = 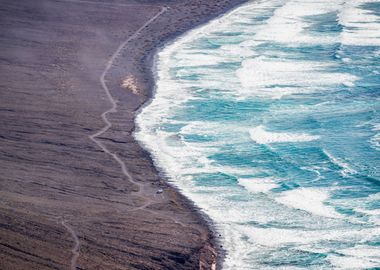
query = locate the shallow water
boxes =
[136,0,380,268]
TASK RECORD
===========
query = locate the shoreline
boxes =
[133,2,252,265]
[0,0,247,269]
[135,1,253,267]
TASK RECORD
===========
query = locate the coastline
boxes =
[0,0,247,269]
[133,2,252,266]
[134,1,380,268]
[134,1,252,268]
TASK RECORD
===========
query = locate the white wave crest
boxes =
[238,177,279,193]
[339,0,380,46]
[370,123,380,151]
[323,150,357,177]
[253,0,344,45]
[249,125,319,144]
[236,57,358,99]
[328,245,380,269]
[239,225,380,247]
[274,188,342,218]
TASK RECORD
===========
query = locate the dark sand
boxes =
[0,0,245,269]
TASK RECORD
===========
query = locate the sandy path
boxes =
[60,6,167,270]
[88,0,192,243]
[89,6,167,199]
[61,220,80,270]
[59,4,199,269]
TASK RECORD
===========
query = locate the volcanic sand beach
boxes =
[0,0,246,269]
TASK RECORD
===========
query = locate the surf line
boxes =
[83,6,219,269]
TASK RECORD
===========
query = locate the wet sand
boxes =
[0,0,246,269]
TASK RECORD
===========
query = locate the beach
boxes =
[135,0,380,268]
[0,0,246,269]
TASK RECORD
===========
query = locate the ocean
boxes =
[135,0,380,268]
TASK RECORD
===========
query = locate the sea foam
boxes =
[236,57,357,99]
[370,123,380,151]
[238,177,278,193]
[323,150,357,177]
[249,125,319,144]
[328,245,380,269]
[253,0,344,45]
[339,0,380,46]
[274,188,342,218]
[135,0,380,268]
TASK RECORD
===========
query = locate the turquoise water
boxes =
[136,0,380,268]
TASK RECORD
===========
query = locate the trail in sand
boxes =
[89,6,167,200]
[61,220,80,270]
[61,6,167,270]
